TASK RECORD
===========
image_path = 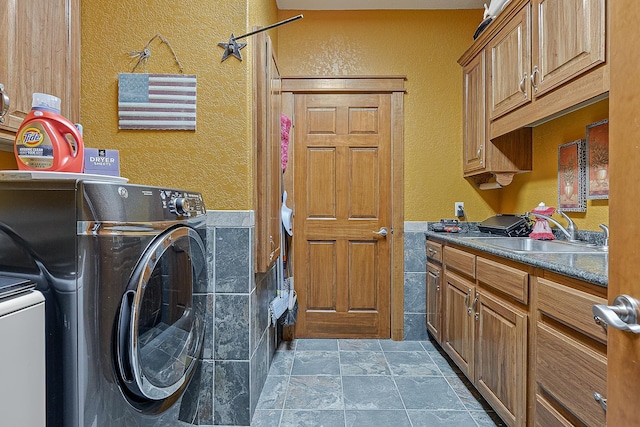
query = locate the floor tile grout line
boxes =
[379,341,415,427]
[338,339,347,427]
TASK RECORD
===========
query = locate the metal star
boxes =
[218,34,247,62]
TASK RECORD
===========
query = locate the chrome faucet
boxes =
[530,210,580,242]
[599,224,609,251]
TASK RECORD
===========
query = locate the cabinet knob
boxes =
[593,294,640,334]
[0,83,9,124]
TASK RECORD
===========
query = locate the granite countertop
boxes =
[425,230,608,288]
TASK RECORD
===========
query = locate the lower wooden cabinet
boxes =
[534,276,607,427]
[475,290,527,426]
[430,240,607,427]
[442,270,475,379]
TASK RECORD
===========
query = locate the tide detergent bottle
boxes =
[14,93,84,172]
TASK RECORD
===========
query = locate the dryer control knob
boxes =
[169,197,190,216]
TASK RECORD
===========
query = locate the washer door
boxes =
[116,225,206,402]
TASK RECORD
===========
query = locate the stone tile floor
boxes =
[251,337,506,426]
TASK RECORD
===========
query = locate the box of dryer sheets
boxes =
[84,148,120,176]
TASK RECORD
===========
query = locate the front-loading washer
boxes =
[0,178,207,426]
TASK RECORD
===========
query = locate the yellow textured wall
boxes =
[501,100,609,231]
[276,10,501,222]
[80,0,277,209]
[0,152,16,169]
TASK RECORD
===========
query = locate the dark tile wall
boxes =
[403,223,428,341]
[189,211,277,426]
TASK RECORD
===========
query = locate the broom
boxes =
[280,232,298,326]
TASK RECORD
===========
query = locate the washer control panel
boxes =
[161,190,205,217]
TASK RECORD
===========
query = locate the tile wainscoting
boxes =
[190,211,279,426]
[404,222,429,341]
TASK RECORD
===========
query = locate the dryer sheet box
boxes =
[84,148,120,177]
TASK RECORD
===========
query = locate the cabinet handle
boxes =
[593,392,607,412]
[477,145,484,166]
[428,248,436,256]
[472,295,479,320]
[530,66,540,94]
[0,84,9,124]
[519,71,527,98]
[464,289,471,314]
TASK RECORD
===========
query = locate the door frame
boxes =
[282,76,406,340]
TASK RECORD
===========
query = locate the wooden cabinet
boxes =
[426,240,443,341]
[0,0,80,149]
[253,32,282,272]
[443,269,475,378]
[534,276,607,427]
[432,241,609,426]
[487,5,532,120]
[488,0,606,121]
[459,0,608,182]
[475,287,528,426]
[531,0,606,98]
[441,248,530,427]
[463,51,486,174]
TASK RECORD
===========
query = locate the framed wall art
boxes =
[586,119,609,199]
[558,139,587,212]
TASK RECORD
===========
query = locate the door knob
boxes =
[373,227,388,237]
[593,295,640,334]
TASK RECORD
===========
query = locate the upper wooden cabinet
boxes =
[463,51,487,174]
[532,0,606,98]
[459,0,608,183]
[488,0,606,121]
[487,5,532,120]
[0,0,80,149]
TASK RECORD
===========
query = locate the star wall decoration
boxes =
[218,34,247,62]
[217,14,303,62]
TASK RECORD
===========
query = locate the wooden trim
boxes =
[282,76,406,93]
[391,90,404,341]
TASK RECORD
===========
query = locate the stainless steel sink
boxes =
[463,237,605,253]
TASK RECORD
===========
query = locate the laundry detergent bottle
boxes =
[14,93,84,172]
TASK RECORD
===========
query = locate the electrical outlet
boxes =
[455,202,465,217]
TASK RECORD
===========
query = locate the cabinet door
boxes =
[253,32,281,272]
[442,270,474,378]
[487,4,532,120]
[426,261,442,342]
[531,0,606,97]
[0,0,79,143]
[462,51,486,174]
[475,290,527,427]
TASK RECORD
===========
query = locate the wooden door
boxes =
[463,51,487,174]
[474,290,527,427]
[293,92,391,338]
[607,2,640,424]
[442,270,475,378]
[487,4,532,120]
[531,0,605,97]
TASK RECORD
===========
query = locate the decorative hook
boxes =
[218,14,303,62]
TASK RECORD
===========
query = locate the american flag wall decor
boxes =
[118,73,197,130]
